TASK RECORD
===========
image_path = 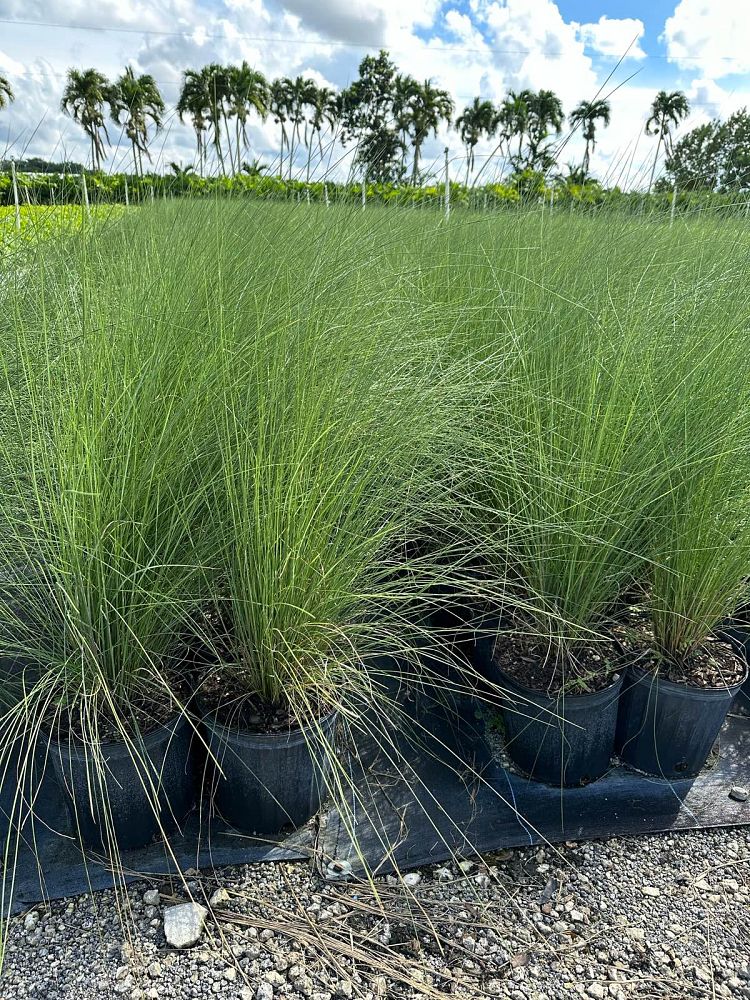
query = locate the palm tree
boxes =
[202,63,231,175]
[240,159,268,177]
[499,90,531,170]
[169,162,195,178]
[286,76,317,180]
[646,90,690,192]
[403,79,454,185]
[393,74,418,176]
[456,97,498,183]
[179,65,231,175]
[109,67,164,176]
[269,78,292,178]
[526,89,564,173]
[228,62,268,176]
[569,98,611,180]
[0,74,14,112]
[177,69,210,175]
[307,85,337,180]
[61,68,111,171]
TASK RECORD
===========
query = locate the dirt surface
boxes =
[492,633,622,696]
[613,610,746,689]
[47,685,181,744]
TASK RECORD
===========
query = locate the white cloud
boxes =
[479,0,597,108]
[577,16,646,60]
[684,77,750,125]
[2,0,748,185]
[663,0,750,78]
[0,50,26,77]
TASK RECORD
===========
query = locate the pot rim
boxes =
[48,712,189,760]
[200,702,338,749]
[493,664,624,709]
[625,659,748,698]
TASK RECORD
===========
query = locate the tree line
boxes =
[663,110,750,192]
[0,52,708,189]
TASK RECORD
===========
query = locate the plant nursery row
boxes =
[1,199,749,869]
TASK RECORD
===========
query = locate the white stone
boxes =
[586,985,606,999]
[209,888,231,908]
[163,903,208,949]
[402,872,421,888]
[142,889,161,907]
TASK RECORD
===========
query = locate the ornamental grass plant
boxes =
[0,194,749,947]
[0,198,492,902]
[446,209,750,690]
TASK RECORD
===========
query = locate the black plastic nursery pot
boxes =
[490,665,624,787]
[51,714,195,851]
[615,663,747,779]
[736,676,750,717]
[472,635,624,786]
[716,623,750,717]
[201,710,338,835]
[0,732,34,842]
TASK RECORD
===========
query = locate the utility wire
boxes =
[0,14,746,64]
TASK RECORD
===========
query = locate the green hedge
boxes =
[2,170,748,217]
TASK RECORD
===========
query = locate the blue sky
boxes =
[1,0,748,187]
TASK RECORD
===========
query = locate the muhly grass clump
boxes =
[643,243,750,669]
[439,208,750,684]
[0,198,496,900]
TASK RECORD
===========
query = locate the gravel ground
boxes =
[1,825,749,1000]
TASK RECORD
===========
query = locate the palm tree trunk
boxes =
[648,126,663,194]
[214,130,226,176]
[411,143,420,186]
[222,110,234,174]
[236,118,242,174]
[288,122,297,180]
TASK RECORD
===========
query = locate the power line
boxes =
[1,14,747,64]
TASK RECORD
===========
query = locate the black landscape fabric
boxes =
[3,695,749,914]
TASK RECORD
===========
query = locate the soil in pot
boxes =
[49,699,196,852]
[614,614,747,779]
[198,675,337,835]
[481,632,624,787]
